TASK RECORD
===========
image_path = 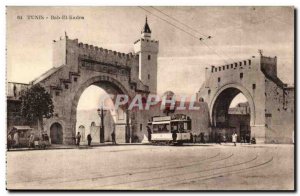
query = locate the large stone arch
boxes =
[68,75,134,144]
[70,75,132,122]
[209,83,256,127]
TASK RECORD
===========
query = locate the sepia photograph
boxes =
[6,6,295,190]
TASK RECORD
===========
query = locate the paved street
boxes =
[6,144,294,190]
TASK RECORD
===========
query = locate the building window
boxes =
[240,73,243,79]
[55,91,60,96]
[231,64,233,68]
[65,84,68,89]
[148,74,150,80]
[140,124,143,131]
[223,66,225,70]
[219,67,221,71]
[252,84,256,89]
[215,68,217,72]
[249,60,251,65]
[227,65,229,69]
[148,55,151,60]
[239,62,242,66]
[218,77,221,82]
[208,89,211,95]
[244,60,247,65]
[74,77,77,82]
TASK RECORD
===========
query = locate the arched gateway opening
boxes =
[211,86,255,143]
[72,77,130,145]
[50,123,63,144]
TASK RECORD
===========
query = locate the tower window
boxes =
[240,73,243,79]
[148,55,151,60]
[148,74,150,79]
[252,84,256,89]
[140,124,143,131]
[55,91,60,96]
[74,77,77,82]
[218,77,221,82]
[65,84,68,89]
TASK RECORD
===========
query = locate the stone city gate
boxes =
[7,18,160,145]
[197,54,294,143]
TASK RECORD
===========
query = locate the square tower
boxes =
[134,17,159,94]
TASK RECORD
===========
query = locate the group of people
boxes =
[7,131,20,149]
[7,131,50,150]
[74,131,117,146]
[74,132,92,146]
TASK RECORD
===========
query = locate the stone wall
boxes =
[265,79,294,143]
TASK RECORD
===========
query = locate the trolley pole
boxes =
[125,109,130,143]
[97,107,106,143]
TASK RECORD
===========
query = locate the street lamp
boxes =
[97,106,107,143]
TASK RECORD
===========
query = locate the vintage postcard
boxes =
[6,6,295,190]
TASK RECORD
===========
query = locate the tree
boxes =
[20,84,54,133]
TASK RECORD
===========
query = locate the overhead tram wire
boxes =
[150,6,210,38]
[205,38,238,63]
[151,7,238,63]
[138,7,200,40]
[138,6,230,64]
[147,7,238,64]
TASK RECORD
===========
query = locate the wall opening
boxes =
[50,122,63,144]
[76,84,127,144]
[212,89,251,143]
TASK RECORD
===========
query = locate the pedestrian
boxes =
[7,133,13,150]
[194,133,198,143]
[72,135,76,145]
[218,132,222,145]
[172,130,178,143]
[146,126,152,142]
[232,132,238,146]
[87,134,92,146]
[111,131,116,144]
[76,132,81,146]
[200,132,205,143]
[245,133,250,143]
[13,131,19,148]
[28,132,35,148]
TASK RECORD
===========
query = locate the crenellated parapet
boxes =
[75,39,139,67]
[210,58,254,74]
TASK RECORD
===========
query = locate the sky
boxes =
[6,6,294,109]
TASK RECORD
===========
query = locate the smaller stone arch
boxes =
[50,122,63,144]
[210,83,256,126]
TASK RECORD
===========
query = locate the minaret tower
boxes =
[134,17,159,94]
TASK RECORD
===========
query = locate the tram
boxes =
[147,114,192,145]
